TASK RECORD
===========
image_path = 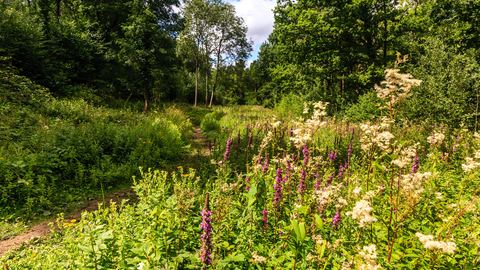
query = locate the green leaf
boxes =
[78,245,93,253]
[314,214,324,231]
[298,222,306,242]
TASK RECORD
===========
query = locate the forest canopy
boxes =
[1,0,480,126]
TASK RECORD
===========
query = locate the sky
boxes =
[224,0,277,64]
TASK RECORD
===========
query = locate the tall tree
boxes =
[180,0,216,106]
[208,1,252,107]
[271,0,404,107]
[117,0,182,112]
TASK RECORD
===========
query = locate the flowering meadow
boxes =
[2,99,480,269]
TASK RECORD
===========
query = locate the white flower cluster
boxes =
[360,117,395,155]
[391,143,418,168]
[346,200,377,227]
[260,131,273,150]
[427,131,445,145]
[290,101,328,148]
[398,172,435,195]
[251,251,267,264]
[375,66,422,111]
[415,233,456,254]
[358,244,382,270]
[335,197,348,210]
[314,184,343,205]
[462,156,480,172]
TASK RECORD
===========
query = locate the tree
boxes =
[180,0,217,106]
[208,1,252,107]
[270,0,405,108]
[117,0,182,112]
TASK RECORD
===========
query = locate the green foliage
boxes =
[345,91,384,122]
[4,106,480,269]
[200,111,223,138]
[403,37,480,127]
[274,92,305,119]
[0,89,190,217]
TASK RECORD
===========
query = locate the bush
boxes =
[403,37,480,127]
[200,112,222,137]
[345,91,383,121]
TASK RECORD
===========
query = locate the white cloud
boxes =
[225,0,277,60]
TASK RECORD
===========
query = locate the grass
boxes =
[0,220,28,241]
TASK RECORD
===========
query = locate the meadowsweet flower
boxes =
[353,186,363,197]
[358,244,382,269]
[200,194,213,265]
[346,200,377,227]
[416,232,456,254]
[462,157,480,172]
[251,251,266,264]
[427,131,445,145]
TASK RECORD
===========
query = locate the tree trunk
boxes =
[209,49,222,108]
[195,57,198,107]
[143,87,150,113]
[205,67,208,107]
[56,0,61,20]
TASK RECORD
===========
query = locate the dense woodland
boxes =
[2,0,480,125]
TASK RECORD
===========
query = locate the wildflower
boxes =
[427,131,445,145]
[262,158,269,174]
[416,232,456,254]
[346,200,377,227]
[303,145,310,166]
[462,157,479,172]
[251,251,266,264]
[298,169,307,195]
[262,205,269,231]
[358,244,382,269]
[328,151,337,161]
[411,156,419,175]
[137,262,145,270]
[314,172,322,190]
[248,134,253,149]
[223,137,233,162]
[200,194,213,265]
[332,211,341,230]
[273,168,283,210]
[245,176,251,191]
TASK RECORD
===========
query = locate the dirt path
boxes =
[0,188,136,257]
[191,125,212,157]
[0,124,210,258]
